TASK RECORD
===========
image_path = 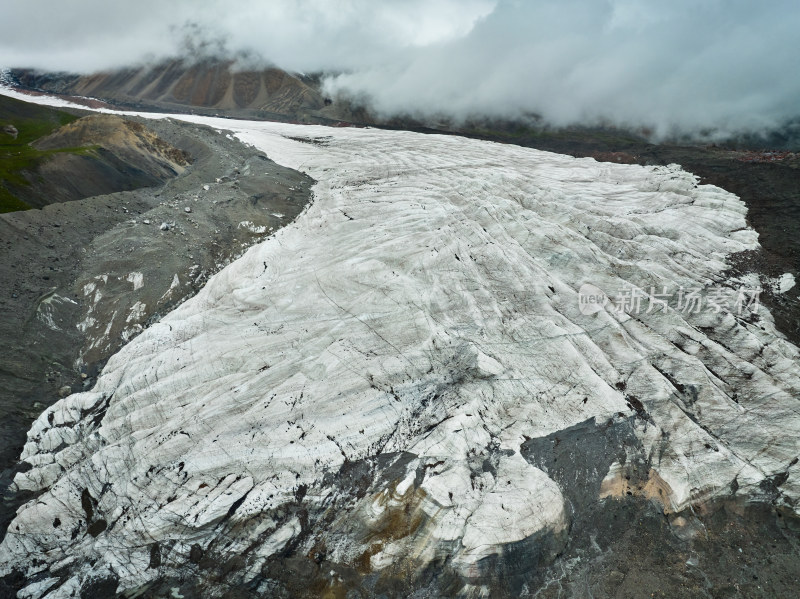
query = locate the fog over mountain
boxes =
[3,1,800,137]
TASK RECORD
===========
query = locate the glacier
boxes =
[1,108,799,597]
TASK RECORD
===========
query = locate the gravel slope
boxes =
[0,114,313,546]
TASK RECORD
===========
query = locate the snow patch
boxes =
[126,271,144,291]
[238,220,269,234]
[773,273,796,295]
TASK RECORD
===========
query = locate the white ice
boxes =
[1,87,798,595]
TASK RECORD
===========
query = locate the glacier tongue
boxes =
[3,121,799,596]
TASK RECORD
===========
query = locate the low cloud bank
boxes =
[3,0,799,139]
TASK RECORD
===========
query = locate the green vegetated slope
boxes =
[1,94,195,213]
[0,95,88,212]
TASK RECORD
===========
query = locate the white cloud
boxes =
[2,0,799,137]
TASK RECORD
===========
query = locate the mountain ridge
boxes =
[10,59,368,124]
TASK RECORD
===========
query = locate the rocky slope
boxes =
[25,114,191,208]
[9,60,366,124]
[1,115,798,597]
[0,104,313,565]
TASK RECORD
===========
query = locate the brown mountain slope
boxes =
[22,114,191,207]
[10,59,362,122]
[34,113,190,168]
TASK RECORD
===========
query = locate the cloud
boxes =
[0,0,495,72]
[324,0,800,138]
[3,0,799,137]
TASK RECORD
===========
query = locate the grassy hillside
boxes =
[0,96,191,213]
[0,95,83,212]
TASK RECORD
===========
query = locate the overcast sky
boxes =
[3,0,799,137]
